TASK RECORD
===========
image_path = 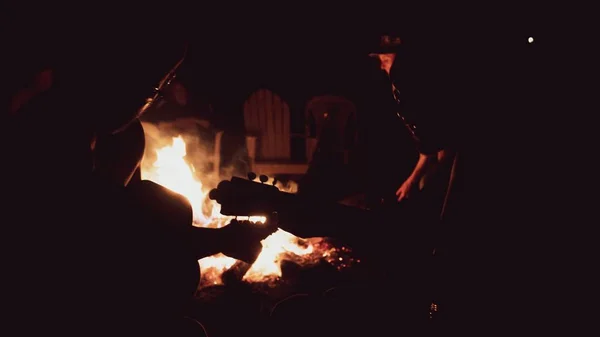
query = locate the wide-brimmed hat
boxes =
[368,35,403,56]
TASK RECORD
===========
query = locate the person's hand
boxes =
[221,213,279,264]
[395,177,418,202]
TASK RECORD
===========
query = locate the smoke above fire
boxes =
[138,119,345,288]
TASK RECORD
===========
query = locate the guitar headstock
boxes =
[209,172,290,217]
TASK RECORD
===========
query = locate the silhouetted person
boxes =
[3,12,275,336]
[92,113,275,334]
[268,34,458,336]
[299,105,358,203]
[93,119,146,187]
[368,35,456,207]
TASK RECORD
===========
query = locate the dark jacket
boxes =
[389,58,455,156]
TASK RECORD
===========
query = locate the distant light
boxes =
[528,37,534,43]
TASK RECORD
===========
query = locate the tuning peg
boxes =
[215,180,231,198]
[247,172,257,181]
[259,175,268,183]
[272,178,278,186]
[208,188,219,201]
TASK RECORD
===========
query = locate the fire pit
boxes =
[140,121,358,286]
[189,251,363,337]
[139,121,395,337]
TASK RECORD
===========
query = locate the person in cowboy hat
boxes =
[267,33,460,336]
[372,28,466,326]
[368,33,456,206]
[367,31,460,327]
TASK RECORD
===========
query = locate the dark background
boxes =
[5,3,540,124]
[4,3,543,191]
[4,3,573,332]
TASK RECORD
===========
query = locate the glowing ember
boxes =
[140,123,339,287]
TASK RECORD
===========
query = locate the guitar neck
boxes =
[216,180,373,239]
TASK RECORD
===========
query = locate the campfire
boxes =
[140,121,350,288]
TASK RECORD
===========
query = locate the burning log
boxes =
[220,260,251,286]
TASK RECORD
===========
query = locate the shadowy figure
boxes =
[93,119,146,187]
[299,102,358,203]
[267,34,459,336]
[4,18,275,336]
[90,77,278,336]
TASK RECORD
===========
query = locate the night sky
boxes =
[180,18,387,103]
[5,2,541,128]
[176,9,539,132]
[174,5,539,103]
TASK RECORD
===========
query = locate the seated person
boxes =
[4,18,275,335]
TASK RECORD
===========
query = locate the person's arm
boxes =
[396,152,438,201]
[189,219,277,264]
[189,227,230,259]
[409,152,438,184]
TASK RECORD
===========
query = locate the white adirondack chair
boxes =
[243,88,312,176]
